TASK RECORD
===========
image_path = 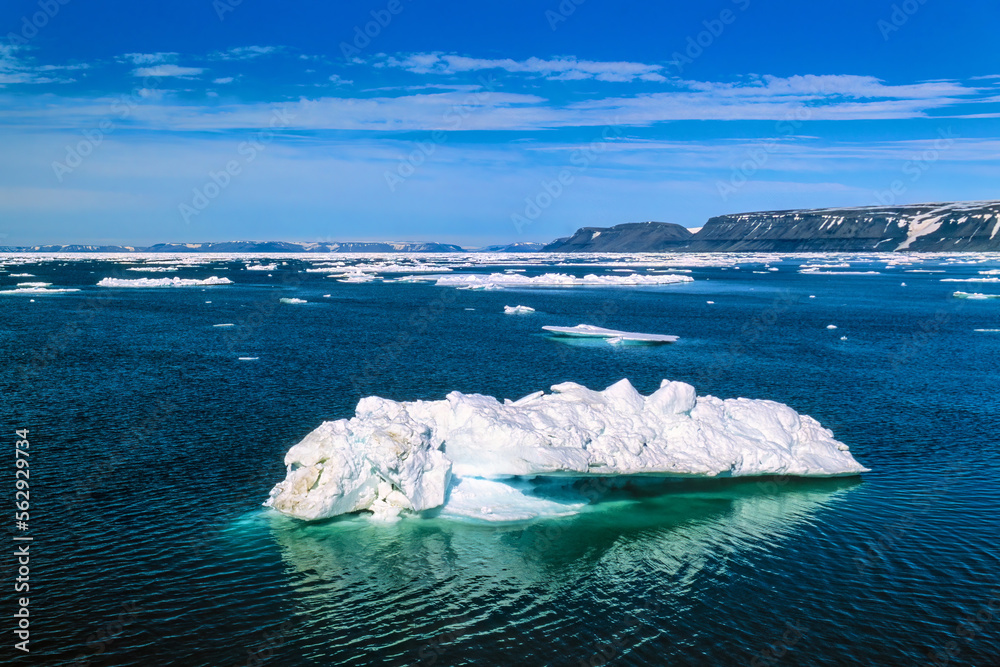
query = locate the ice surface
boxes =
[280,297,307,304]
[97,276,232,287]
[542,324,679,343]
[941,277,1000,283]
[0,286,80,295]
[432,272,693,289]
[246,263,278,271]
[953,291,1000,299]
[504,305,535,314]
[265,379,868,521]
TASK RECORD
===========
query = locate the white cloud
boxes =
[213,77,235,84]
[121,52,178,65]
[215,46,279,61]
[134,64,205,78]
[328,74,353,85]
[377,53,666,83]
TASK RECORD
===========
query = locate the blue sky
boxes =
[1,0,998,246]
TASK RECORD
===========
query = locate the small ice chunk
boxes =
[504,305,535,315]
[827,325,838,330]
[280,298,307,304]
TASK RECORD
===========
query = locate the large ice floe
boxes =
[429,272,693,290]
[97,276,232,287]
[265,379,868,522]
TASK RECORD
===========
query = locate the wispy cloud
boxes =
[213,45,280,61]
[133,64,205,78]
[121,52,178,65]
[375,53,667,83]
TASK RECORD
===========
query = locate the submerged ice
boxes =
[265,379,868,522]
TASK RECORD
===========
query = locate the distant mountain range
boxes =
[4,200,998,253]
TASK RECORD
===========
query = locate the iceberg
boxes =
[504,305,535,314]
[97,276,232,288]
[432,272,693,289]
[265,379,868,522]
[542,324,678,344]
[280,297,307,304]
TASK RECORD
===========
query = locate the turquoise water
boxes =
[2,256,999,665]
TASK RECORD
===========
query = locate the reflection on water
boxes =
[265,477,860,664]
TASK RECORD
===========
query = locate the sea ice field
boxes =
[2,251,999,665]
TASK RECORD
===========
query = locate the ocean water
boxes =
[2,255,999,666]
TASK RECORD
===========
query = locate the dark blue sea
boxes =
[2,254,999,666]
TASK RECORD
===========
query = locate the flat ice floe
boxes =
[280,297,307,304]
[953,291,1000,299]
[940,277,1000,283]
[0,286,80,295]
[432,272,693,290]
[97,276,232,288]
[543,324,678,344]
[504,305,535,314]
[265,379,868,522]
[246,263,277,271]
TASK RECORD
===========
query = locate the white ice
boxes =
[504,305,535,314]
[97,276,232,287]
[246,263,278,271]
[431,272,693,290]
[954,291,1000,299]
[280,297,307,304]
[265,378,868,522]
[542,324,679,343]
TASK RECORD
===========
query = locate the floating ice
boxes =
[827,325,838,330]
[213,323,235,327]
[0,286,80,295]
[126,266,178,272]
[543,324,679,344]
[504,305,535,314]
[280,297,307,304]
[953,291,1000,299]
[941,277,1000,283]
[97,276,232,288]
[246,263,278,271]
[16,282,51,288]
[238,357,259,361]
[432,272,693,290]
[265,379,867,521]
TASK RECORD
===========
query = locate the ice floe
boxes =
[265,378,868,521]
[432,272,692,290]
[504,305,535,314]
[280,297,307,304]
[246,263,278,271]
[953,292,1000,299]
[543,324,678,344]
[0,286,80,295]
[97,276,232,288]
